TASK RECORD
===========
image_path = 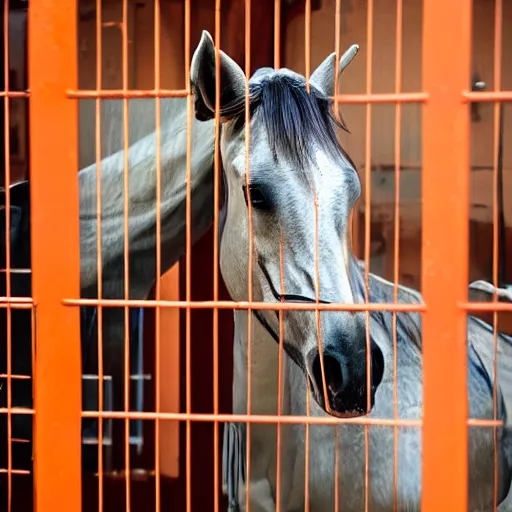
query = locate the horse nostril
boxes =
[371,343,385,389]
[312,353,344,397]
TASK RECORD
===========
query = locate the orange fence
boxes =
[1,0,511,510]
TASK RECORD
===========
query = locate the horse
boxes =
[78,96,215,414]
[0,94,217,450]
[190,30,512,511]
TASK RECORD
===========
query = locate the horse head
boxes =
[190,31,384,418]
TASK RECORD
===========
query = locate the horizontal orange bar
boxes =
[0,469,31,475]
[467,419,504,427]
[0,304,33,310]
[83,410,421,426]
[462,90,512,102]
[460,302,512,312]
[80,411,504,428]
[0,407,34,415]
[66,88,189,99]
[0,91,29,98]
[0,297,33,304]
[334,92,429,104]
[0,407,501,428]
[0,374,31,380]
[62,298,426,312]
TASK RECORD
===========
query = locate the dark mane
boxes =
[221,74,353,168]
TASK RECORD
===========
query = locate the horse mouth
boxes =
[306,372,376,419]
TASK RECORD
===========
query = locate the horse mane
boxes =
[220,73,356,169]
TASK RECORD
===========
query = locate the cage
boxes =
[0,0,511,510]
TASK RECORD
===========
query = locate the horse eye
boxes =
[242,184,271,211]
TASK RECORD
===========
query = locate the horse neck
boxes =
[232,310,283,415]
[79,98,215,297]
[350,255,424,351]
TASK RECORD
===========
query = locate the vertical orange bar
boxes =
[421,0,471,510]
[28,1,81,511]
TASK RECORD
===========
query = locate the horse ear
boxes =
[309,44,359,98]
[190,30,246,122]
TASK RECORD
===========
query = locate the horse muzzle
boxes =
[306,338,384,418]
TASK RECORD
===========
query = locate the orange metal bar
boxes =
[462,90,512,102]
[62,298,426,311]
[66,88,189,99]
[0,469,31,475]
[333,5,341,508]
[77,412,509,429]
[334,92,428,104]
[275,237,286,512]
[213,0,221,510]
[0,408,33,415]
[0,297,33,304]
[121,0,132,507]
[81,410,422,426]
[461,302,512,312]
[392,0,403,509]
[491,0,503,508]
[245,0,254,508]
[363,0,374,507]
[28,1,81,511]
[154,0,162,508]
[421,0,471,510]
[0,302,33,309]
[274,0,281,69]
[94,0,105,507]
[184,0,193,506]
[304,3,312,509]
[0,91,28,98]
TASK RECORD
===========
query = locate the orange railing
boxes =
[0,0,509,510]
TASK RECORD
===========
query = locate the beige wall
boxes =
[284,0,512,173]
[285,0,423,168]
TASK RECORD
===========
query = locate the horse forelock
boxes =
[220,72,356,172]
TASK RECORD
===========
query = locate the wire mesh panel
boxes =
[8,0,512,511]
[464,0,512,510]
[0,1,33,511]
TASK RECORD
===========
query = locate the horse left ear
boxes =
[309,44,359,98]
[190,30,246,122]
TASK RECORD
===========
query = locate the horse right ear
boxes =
[190,30,246,122]
[309,44,359,98]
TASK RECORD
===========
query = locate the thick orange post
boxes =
[29,1,82,511]
[421,0,471,510]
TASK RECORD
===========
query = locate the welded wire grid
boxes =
[15,0,512,511]
[463,0,511,509]
[0,0,33,511]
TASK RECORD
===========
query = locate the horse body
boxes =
[78,97,215,403]
[229,268,512,512]
[190,31,512,511]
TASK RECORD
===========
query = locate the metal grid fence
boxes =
[0,0,511,510]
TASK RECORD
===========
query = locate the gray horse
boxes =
[78,97,215,409]
[190,30,512,511]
